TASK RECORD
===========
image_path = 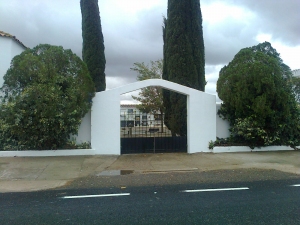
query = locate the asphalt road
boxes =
[1,172,299,225]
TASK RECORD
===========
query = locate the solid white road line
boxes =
[61,193,130,199]
[182,187,249,193]
[291,184,300,187]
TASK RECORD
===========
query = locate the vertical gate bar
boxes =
[153,136,155,154]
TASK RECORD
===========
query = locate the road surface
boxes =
[1,170,299,225]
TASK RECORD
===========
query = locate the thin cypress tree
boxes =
[80,0,106,92]
[163,0,205,136]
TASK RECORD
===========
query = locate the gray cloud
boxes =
[202,0,300,66]
[103,6,165,86]
[0,0,299,99]
[204,18,257,65]
[0,0,82,55]
[227,0,300,46]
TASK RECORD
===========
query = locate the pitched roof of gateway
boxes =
[0,30,27,49]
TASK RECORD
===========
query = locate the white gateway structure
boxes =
[91,79,217,155]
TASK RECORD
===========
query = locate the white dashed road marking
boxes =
[61,193,130,199]
[182,187,249,193]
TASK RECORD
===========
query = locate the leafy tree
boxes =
[131,60,165,132]
[163,0,205,136]
[0,44,95,150]
[250,42,293,80]
[217,42,300,147]
[80,0,106,92]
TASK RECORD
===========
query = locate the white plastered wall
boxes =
[91,79,216,155]
[0,37,26,87]
[216,103,230,138]
[71,111,91,144]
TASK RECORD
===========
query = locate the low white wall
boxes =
[71,111,91,144]
[213,146,297,153]
[216,103,230,139]
[1,146,296,157]
[0,149,96,157]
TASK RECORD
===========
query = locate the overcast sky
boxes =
[1,0,299,103]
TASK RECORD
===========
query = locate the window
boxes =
[154,114,162,120]
[127,109,133,113]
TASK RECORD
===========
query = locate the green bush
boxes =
[0,44,95,150]
[217,42,300,148]
[230,117,280,147]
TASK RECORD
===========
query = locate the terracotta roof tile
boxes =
[120,104,140,108]
[0,30,27,49]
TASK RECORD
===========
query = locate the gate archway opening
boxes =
[120,88,187,154]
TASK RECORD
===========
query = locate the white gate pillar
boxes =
[91,90,120,154]
[187,89,216,153]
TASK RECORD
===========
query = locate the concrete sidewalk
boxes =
[0,151,299,193]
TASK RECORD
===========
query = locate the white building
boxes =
[120,104,162,127]
[0,31,27,87]
[293,69,300,77]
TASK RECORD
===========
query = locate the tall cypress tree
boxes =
[163,0,205,136]
[162,17,172,133]
[80,0,106,92]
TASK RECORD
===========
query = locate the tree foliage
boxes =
[163,0,205,136]
[131,60,165,131]
[250,42,293,80]
[0,44,95,150]
[131,60,163,114]
[217,42,300,147]
[80,0,106,92]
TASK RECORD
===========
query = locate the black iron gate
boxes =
[120,112,187,154]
